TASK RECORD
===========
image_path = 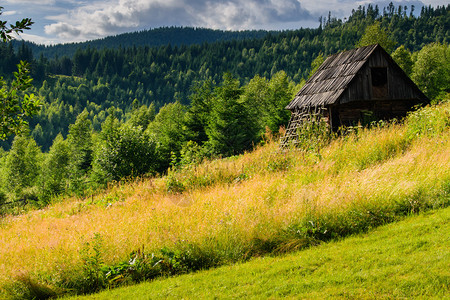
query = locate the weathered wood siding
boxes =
[332,99,419,127]
[340,50,425,104]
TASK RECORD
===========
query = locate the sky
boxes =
[1,0,448,45]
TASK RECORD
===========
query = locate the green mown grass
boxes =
[71,206,450,299]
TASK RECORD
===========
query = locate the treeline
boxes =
[14,27,275,59]
[0,70,298,206]
[0,4,448,151]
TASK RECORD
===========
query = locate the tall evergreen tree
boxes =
[39,133,70,202]
[67,109,93,192]
[146,101,187,169]
[127,103,156,130]
[206,73,258,156]
[5,134,41,200]
[265,71,296,134]
[184,79,214,144]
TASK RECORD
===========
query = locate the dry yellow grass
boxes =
[0,102,449,296]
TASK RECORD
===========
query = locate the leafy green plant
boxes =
[97,244,219,290]
[356,21,396,52]
[179,141,209,167]
[103,249,164,286]
[295,112,333,158]
[412,43,450,100]
[266,153,292,172]
[93,122,158,182]
[405,102,450,139]
[78,233,106,293]
[0,7,39,139]
[3,273,57,300]
[165,171,186,194]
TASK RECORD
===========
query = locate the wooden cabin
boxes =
[281,44,429,146]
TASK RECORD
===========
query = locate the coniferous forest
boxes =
[0,4,449,207]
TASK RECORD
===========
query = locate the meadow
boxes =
[73,205,450,299]
[1,100,449,299]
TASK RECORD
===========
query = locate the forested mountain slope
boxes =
[0,5,447,151]
[13,27,275,59]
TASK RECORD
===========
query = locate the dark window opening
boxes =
[371,68,387,86]
[371,67,388,98]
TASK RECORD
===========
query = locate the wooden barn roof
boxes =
[286,44,380,110]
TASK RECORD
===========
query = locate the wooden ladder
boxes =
[280,106,327,148]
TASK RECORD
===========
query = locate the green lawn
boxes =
[71,207,450,299]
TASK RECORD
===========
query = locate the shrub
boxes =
[3,273,57,300]
[295,112,333,158]
[179,141,209,167]
[405,102,450,140]
[93,124,158,183]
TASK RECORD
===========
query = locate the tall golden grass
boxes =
[0,101,449,298]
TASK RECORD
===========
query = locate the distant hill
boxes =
[14,27,276,58]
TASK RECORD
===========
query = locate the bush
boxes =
[405,102,450,139]
[295,112,333,158]
[93,124,158,183]
[3,273,57,300]
[179,141,209,167]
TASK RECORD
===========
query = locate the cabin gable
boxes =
[339,47,426,105]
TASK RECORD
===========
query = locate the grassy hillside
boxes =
[0,100,449,299]
[73,206,450,299]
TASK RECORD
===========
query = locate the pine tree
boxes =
[67,109,93,192]
[184,79,214,144]
[5,133,41,200]
[39,133,70,202]
[206,73,258,156]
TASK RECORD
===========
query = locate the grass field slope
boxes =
[0,99,449,299]
[74,206,450,300]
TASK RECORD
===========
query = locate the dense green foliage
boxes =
[356,22,396,52]
[412,42,450,100]
[0,7,40,139]
[0,4,449,208]
[0,7,33,42]
[13,27,274,59]
[93,121,158,182]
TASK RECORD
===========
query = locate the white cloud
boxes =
[1,10,18,16]
[4,0,449,44]
[43,0,314,42]
[3,0,56,5]
[17,32,60,45]
[45,23,82,40]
